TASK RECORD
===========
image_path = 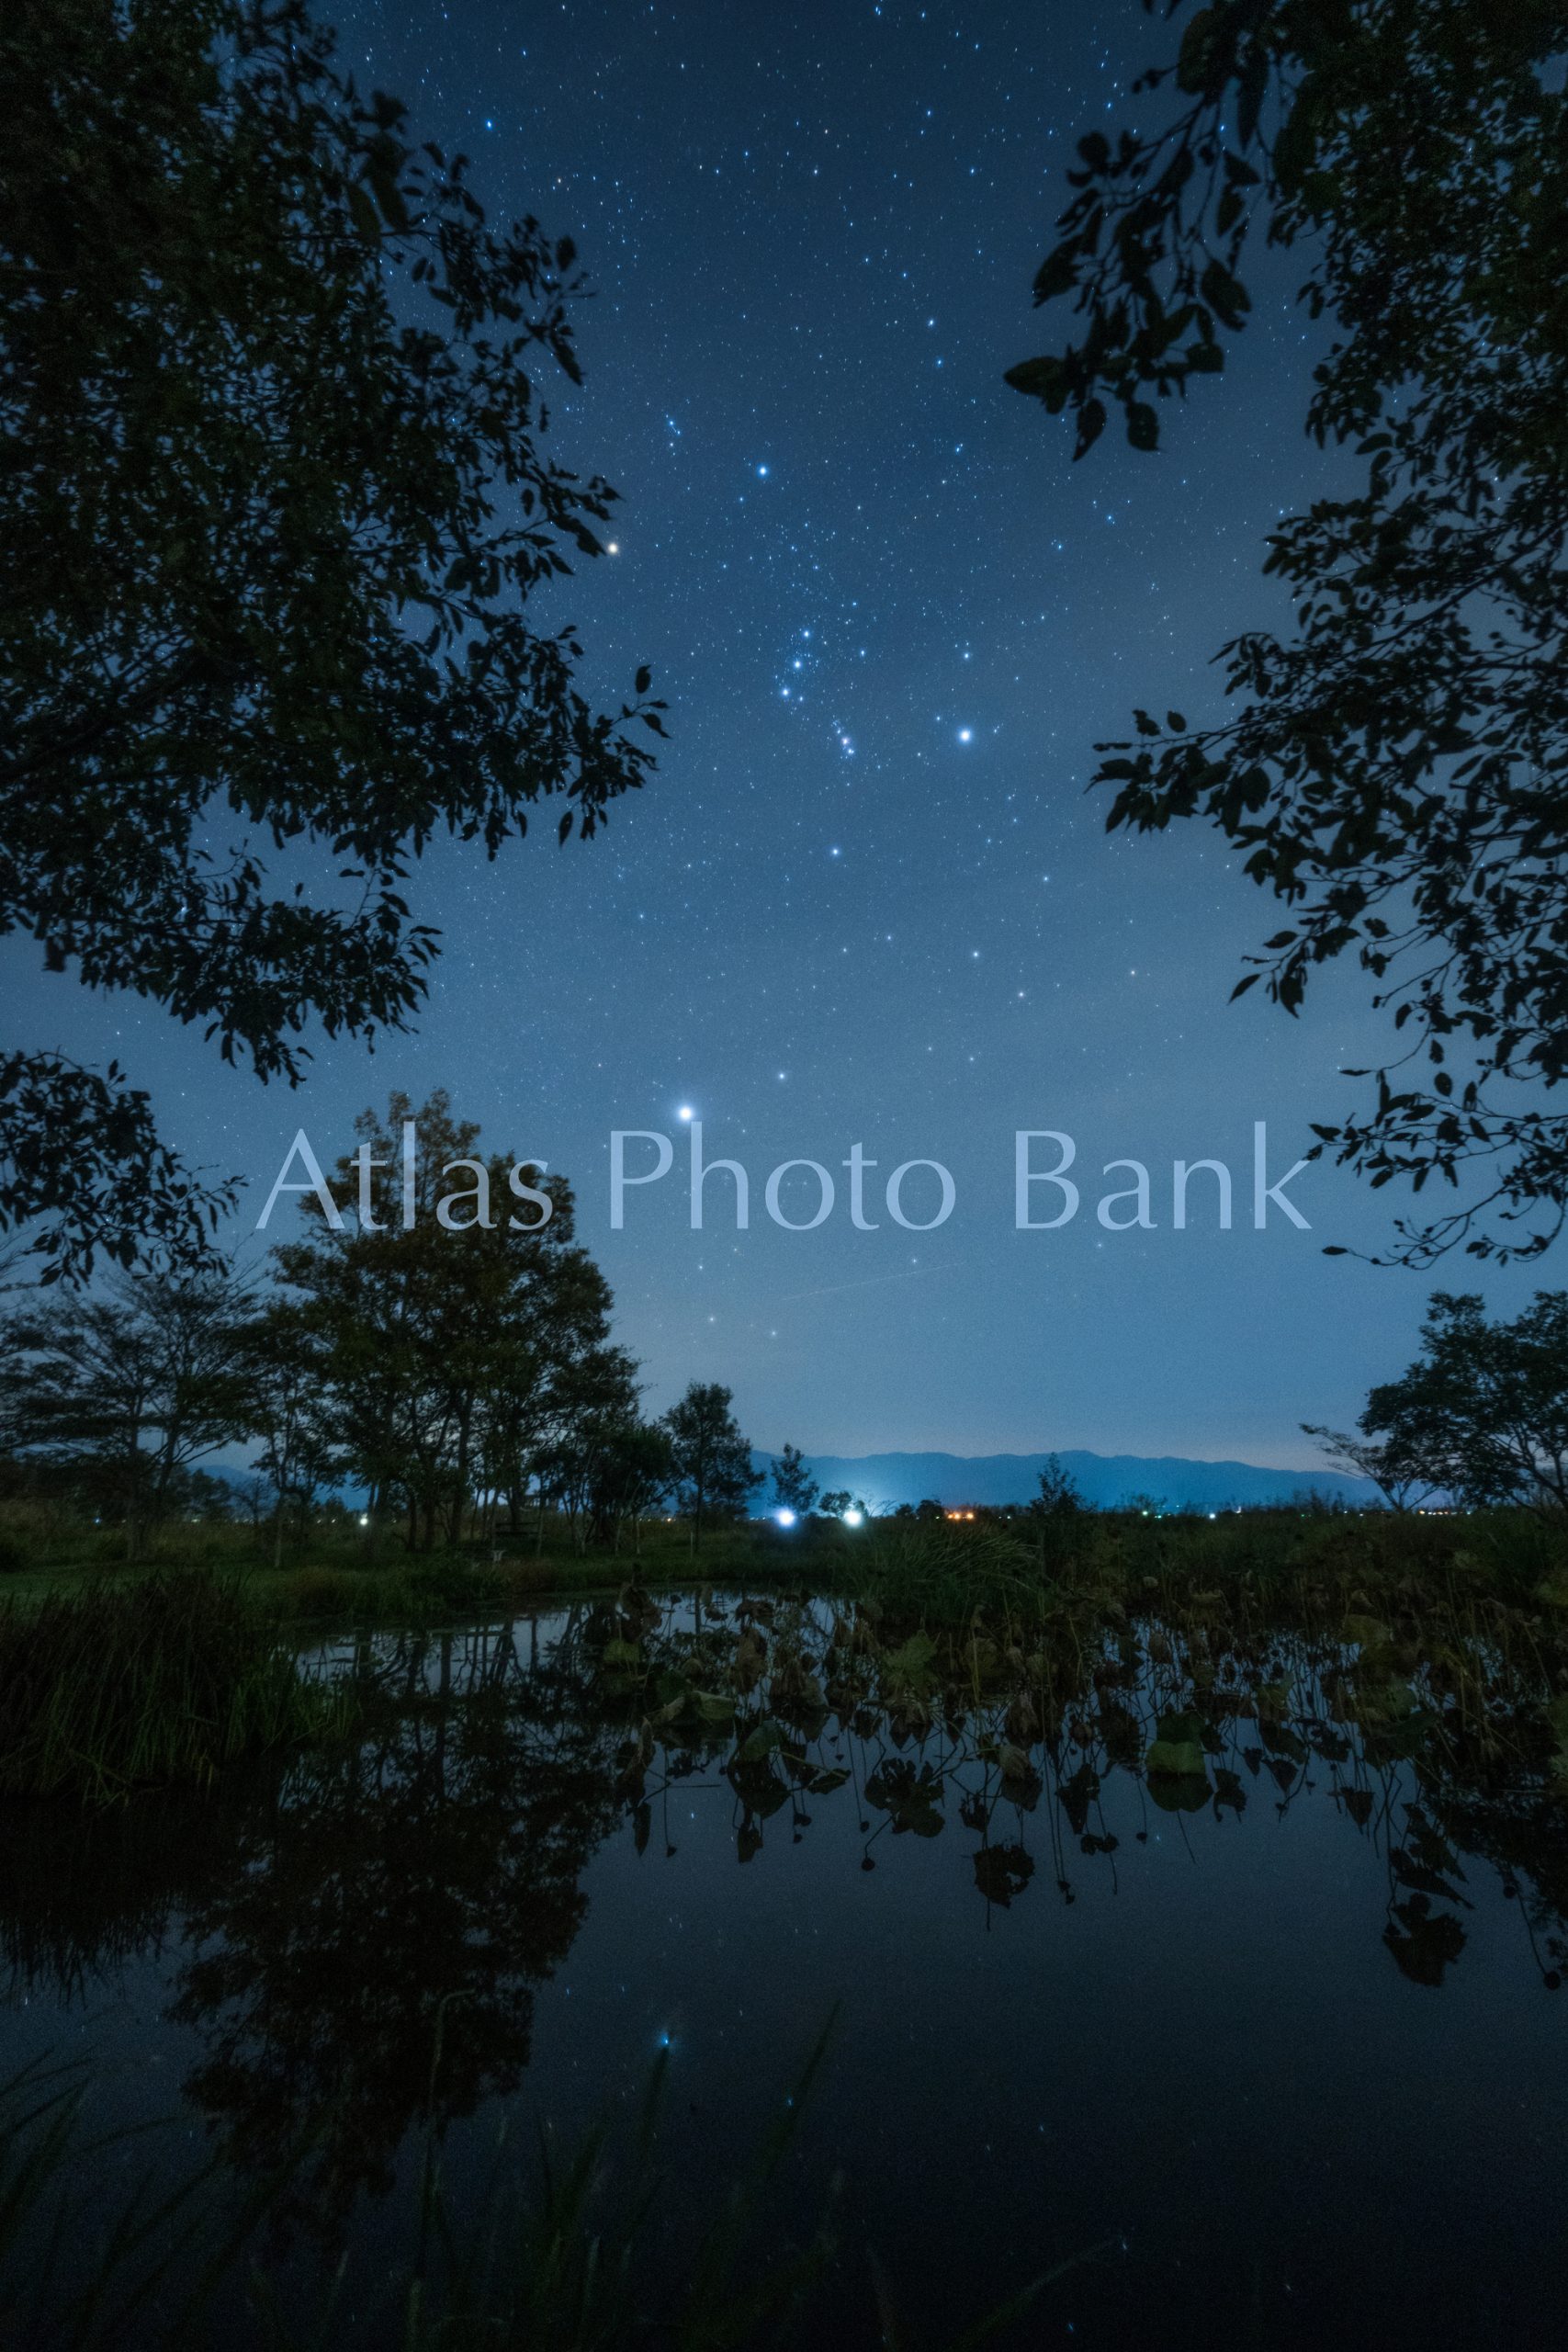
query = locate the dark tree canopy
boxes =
[1,1090,660,1559]
[770,1442,820,1516]
[1,0,661,1279]
[1353,1290,1568,1512]
[661,1381,761,1554]
[3,1264,255,1555]
[1009,0,1568,1265]
[273,1090,627,1554]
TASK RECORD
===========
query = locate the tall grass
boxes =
[0,1573,350,1804]
[854,1520,1046,1625]
[0,2033,840,2352]
[852,1506,1568,1627]
[0,2026,1087,2352]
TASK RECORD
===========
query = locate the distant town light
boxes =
[774,1507,796,1528]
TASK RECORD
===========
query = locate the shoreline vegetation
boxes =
[2,1500,1565,1804]
[0,1571,350,1806]
[5,1489,1568,1620]
[4,0,1567,2338]
[2,1098,1564,1823]
[2,1533,1564,2345]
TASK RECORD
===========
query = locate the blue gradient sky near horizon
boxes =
[8,0,1549,1469]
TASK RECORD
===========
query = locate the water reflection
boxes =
[1,1590,1564,2313]
[2,1622,627,2222]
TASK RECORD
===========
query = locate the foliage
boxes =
[1024,1453,1085,1570]
[1008,0,1568,1262]
[0,1052,241,1285]
[0,1092,759,1571]
[660,1382,761,1554]
[272,1091,633,1554]
[770,1442,819,1516]
[1301,1419,1440,1514]
[1034,1455,1081,1514]
[3,1267,254,1558]
[583,1418,676,1551]
[1,0,662,1278]
[0,1571,344,1804]
[0,2035,840,2352]
[243,1298,342,1565]
[857,1518,1049,1625]
[540,1410,673,1557]
[1359,1290,1568,1511]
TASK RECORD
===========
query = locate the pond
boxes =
[2,1589,1565,2348]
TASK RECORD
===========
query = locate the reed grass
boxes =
[0,2030,857,2352]
[0,1572,351,1804]
[0,2020,1089,2351]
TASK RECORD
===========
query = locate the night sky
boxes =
[7,0,1545,1466]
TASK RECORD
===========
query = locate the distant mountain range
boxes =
[752,1448,1377,1514]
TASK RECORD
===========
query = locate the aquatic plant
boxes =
[1,1588,1564,2346]
[572,1571,1567,1985]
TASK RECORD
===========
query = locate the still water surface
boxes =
[3,1592,1565,2346]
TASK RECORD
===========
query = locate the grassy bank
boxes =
[0,1510,819,1627]
[3,1501,1567,1644]
[0,1572,351,1804]
[240,1500,1563,1653]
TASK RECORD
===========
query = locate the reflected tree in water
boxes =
[2,1588,1565,2251]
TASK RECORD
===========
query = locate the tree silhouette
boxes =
[6,1265,253,1557]
[661,1382,761,1555]
[1359,1290,1568,1510]
[273,1092,620,1554]
[1300,1419,1439,1515]
[1009,0,1568,1264]
[2,0,662,1280]
[243,1299,343,1566]
[770,1443,820,1516]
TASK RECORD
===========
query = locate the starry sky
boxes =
[8,0,1548,1466]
